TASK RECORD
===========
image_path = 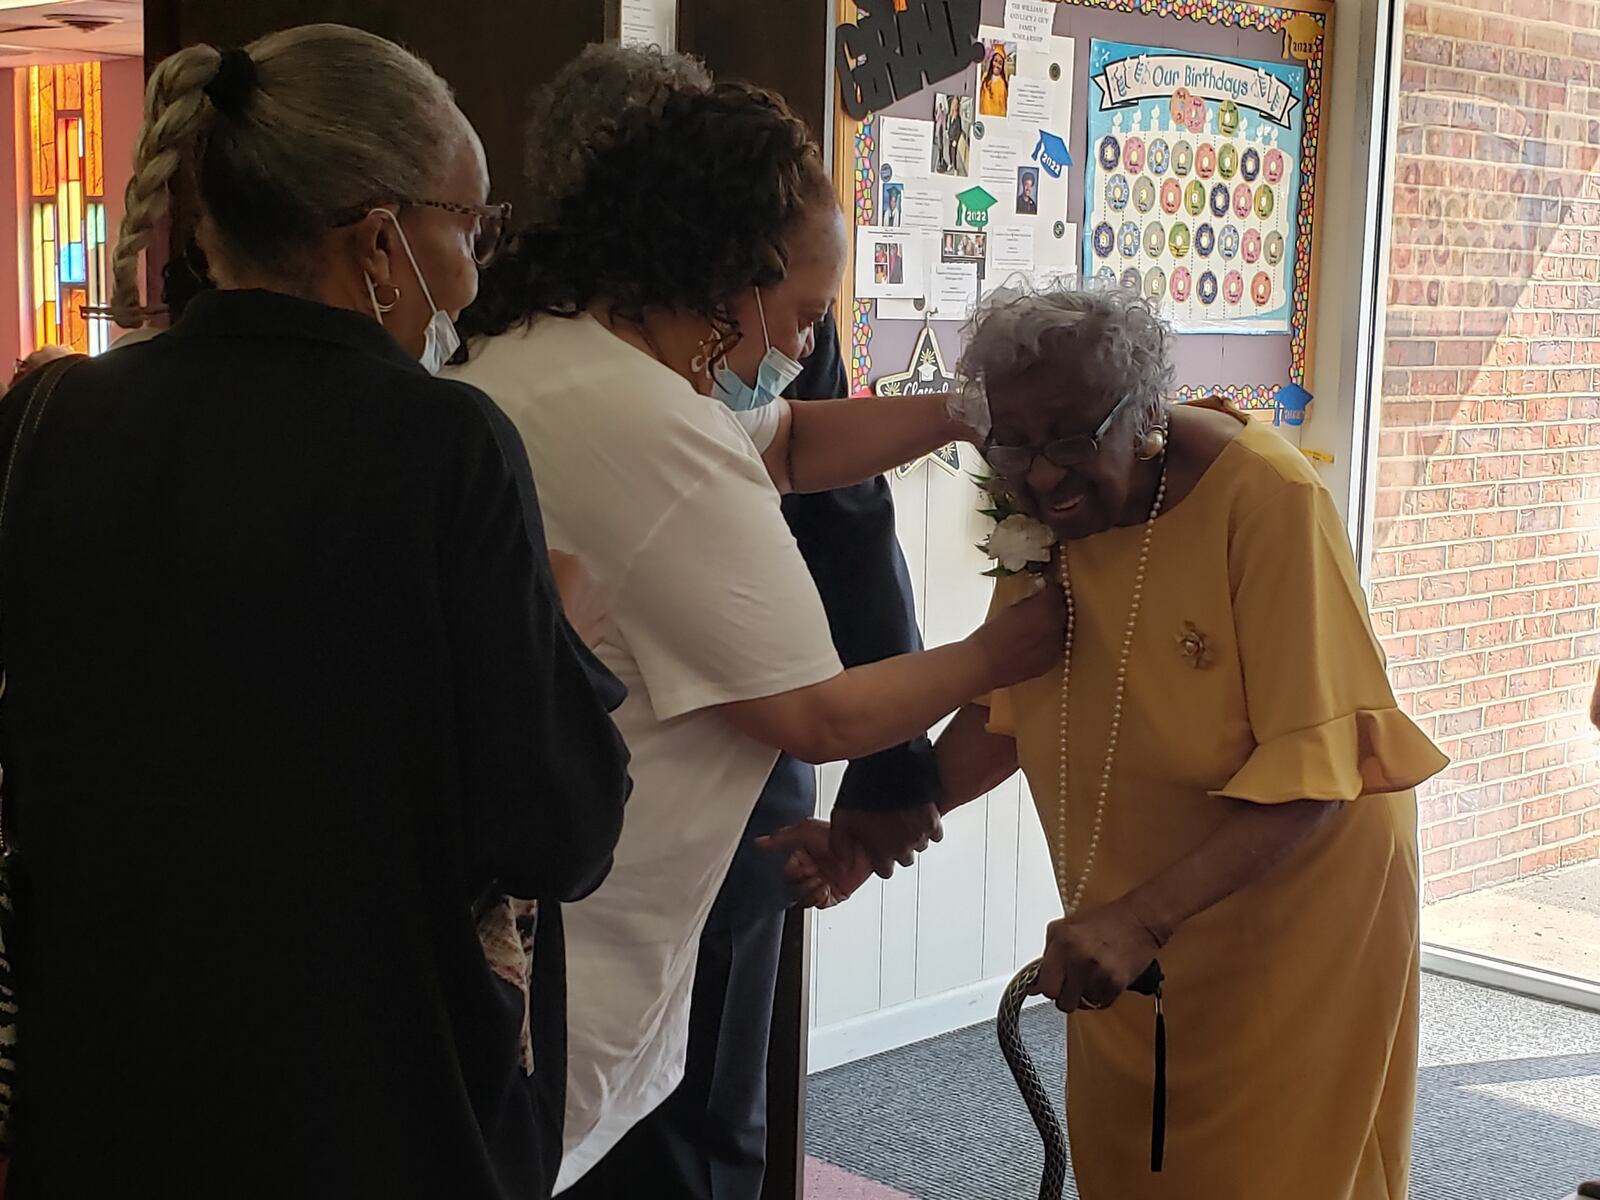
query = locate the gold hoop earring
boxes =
[373,284,402,314]
[1135,423,1169,461]
[690,334,720,376]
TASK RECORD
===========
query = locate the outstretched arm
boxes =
[759,390,972,494]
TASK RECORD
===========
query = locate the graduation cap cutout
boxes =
[956,185,998,229]
[1275,383,1313,427]
[835,0,984,121]
[1032,130,1072,178]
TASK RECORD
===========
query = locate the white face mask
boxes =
[711,289,804,412]
[363,208,462,376]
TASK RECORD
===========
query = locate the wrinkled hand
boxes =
[1030,900,1163,1014]
[758,819,873,909]
[548,549,608,649]
[832,804,944,879]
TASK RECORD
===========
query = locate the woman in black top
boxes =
[0,24,628,1200]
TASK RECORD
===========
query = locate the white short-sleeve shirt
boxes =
[446,315,841,1189]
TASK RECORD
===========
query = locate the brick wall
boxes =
[1374,0,1600,904]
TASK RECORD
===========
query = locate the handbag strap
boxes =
[0,355,82,852]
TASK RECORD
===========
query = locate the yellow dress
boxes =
[987,407,1447,1200]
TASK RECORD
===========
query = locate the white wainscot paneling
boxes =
[809,456,1062,1071]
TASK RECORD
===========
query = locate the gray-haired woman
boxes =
[789,286,1447,1198]
[0,25,628,1200]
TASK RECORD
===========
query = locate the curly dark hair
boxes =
[459,81,834,344]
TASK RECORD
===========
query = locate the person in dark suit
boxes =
[0,26,628,1200]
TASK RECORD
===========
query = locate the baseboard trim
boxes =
[808,951,1600,1076]
[1421,944,1600,1012]
[807,975,1049,1074]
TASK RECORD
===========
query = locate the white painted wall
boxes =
[807,453,1063,1071]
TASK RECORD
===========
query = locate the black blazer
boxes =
[0,290,630,1200]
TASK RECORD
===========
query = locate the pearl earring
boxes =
[1136,423,1169,461]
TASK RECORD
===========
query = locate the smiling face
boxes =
[984,363,1144,542]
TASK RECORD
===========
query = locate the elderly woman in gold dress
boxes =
[779,286,1447,1198]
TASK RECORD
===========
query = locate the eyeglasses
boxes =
[983,393,1136,477]
[410,199,513,266]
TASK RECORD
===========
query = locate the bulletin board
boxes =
[833,0,1334,422]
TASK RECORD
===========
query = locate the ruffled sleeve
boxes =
[1216,477,1448,804]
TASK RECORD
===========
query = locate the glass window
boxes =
[27,62,109,355]
[1369,2,1600,984]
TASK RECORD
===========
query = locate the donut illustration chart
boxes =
[1233,183,1254,219]
[1107,174,1131,211]
[1081,40,1307,333]
[1218,99,1241,138]
[1134,176,1158,214]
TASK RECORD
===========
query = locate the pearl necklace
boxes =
[1055,458,1168,917]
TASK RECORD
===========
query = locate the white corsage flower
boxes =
[973,472,1056,577]
[980,514,1056,577]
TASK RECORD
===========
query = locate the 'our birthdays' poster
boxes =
[1083,40,1305,335]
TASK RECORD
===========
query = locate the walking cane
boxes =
[995,960,1166,1200]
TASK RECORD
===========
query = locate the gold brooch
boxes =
[1176,621,1213,669]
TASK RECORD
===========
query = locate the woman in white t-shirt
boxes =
[449,82,1061,1193]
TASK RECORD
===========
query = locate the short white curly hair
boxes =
[957,281,1174,437]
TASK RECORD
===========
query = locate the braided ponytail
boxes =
[110,45,220,329]
[111,24,464,330]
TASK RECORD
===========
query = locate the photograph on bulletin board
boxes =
[1082,40,1305,335]
[833,0,1331,421]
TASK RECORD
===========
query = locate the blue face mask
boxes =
[364,208,462,376]
[711,289,804,412]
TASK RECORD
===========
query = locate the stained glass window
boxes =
[27,62,108,355]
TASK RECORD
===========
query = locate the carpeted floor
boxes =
[806,974,1600,1200]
